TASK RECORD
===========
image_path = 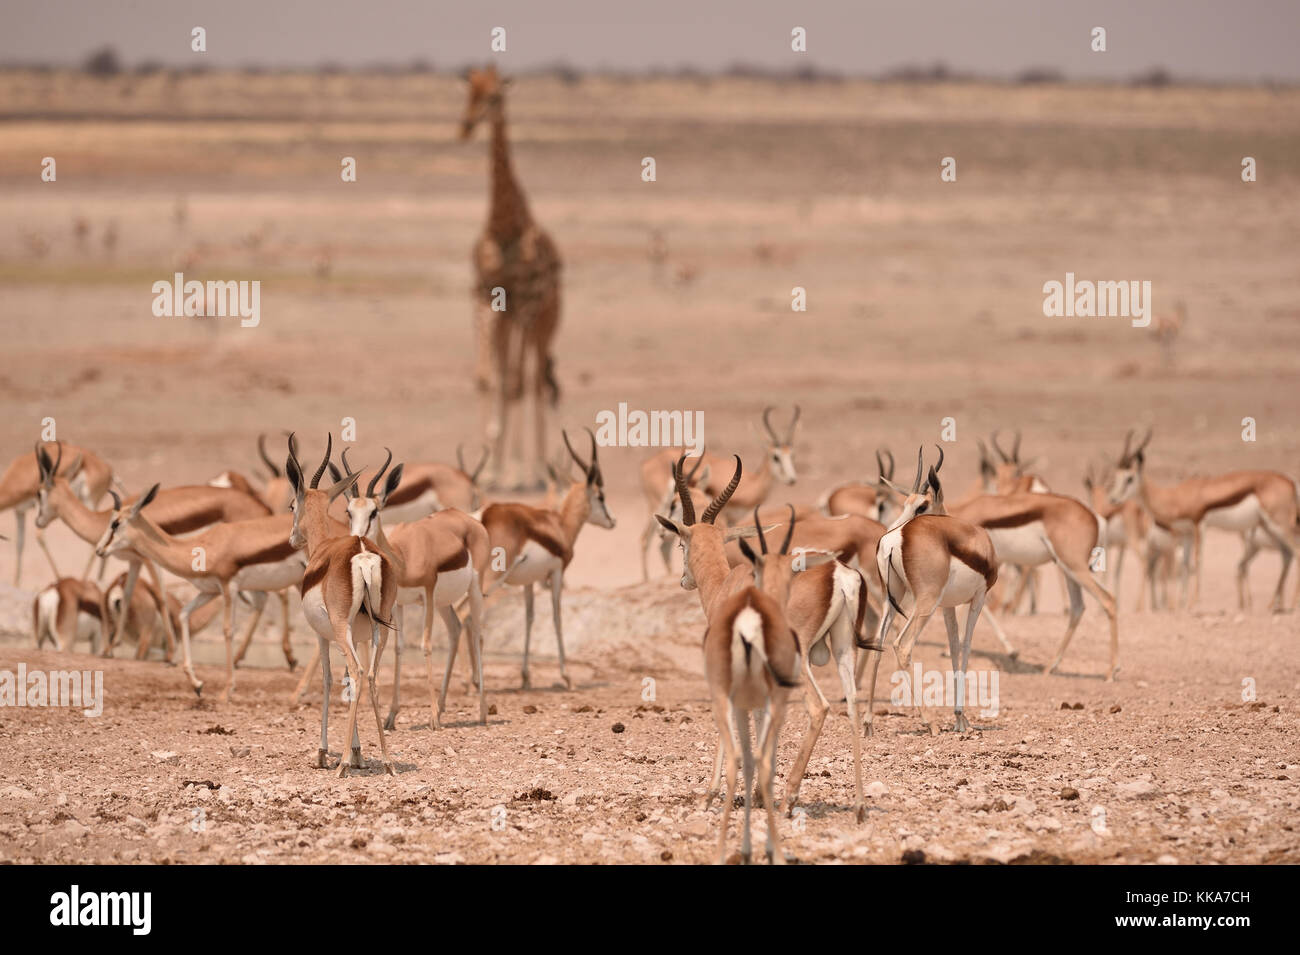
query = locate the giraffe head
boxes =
[460,66,509,140]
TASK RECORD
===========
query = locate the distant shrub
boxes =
[1131,67,1173,87]
[82,46,121,76]
[1016,67,1065,85]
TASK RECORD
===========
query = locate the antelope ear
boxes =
[737,537,758,565]
[654,514,683,537]
[382,463,404,506]
[130,483,160,518]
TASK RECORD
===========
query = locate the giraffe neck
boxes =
[487,109,532,242]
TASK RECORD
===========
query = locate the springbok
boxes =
[874,450,1001,733]
[3,440,113,585]
[638,406,802,578]
[286,437,399,775]
[479,429,615,689]
[328,447,490,730]
[34,443,271,657]
[1107,429,1297,612]
[818,449,900,526]
[33,578,105,653]
[655,455,801,863]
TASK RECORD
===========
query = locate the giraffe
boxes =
[460,66,562,490]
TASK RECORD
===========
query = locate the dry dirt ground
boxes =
[0,73,1297,863]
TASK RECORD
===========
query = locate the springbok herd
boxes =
[6,414,1298,863]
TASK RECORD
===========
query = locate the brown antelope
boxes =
[331,446,489,521]
[34,443,271,657]
[655,455,800,864]
[873,450,1002,733]
[818,449,900,526]
[1082,461,1148,607]
[33,578,105,653]
[210,433,298,513]
[639,449,708,580]
[2,440,113,585]
[93,478,317,699]
[1108,429,1297,612]
[323,448,490,730]
[286,437,399,775]
[102,572,222,661]
[479,429,615,689]
[638,406,801,578]
[940,457,1120,680]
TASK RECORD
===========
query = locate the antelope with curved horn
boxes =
[819,449,901,526]
[2,440,113,585]
[34,443,272,660]
[1082,460,1147,608]
[1108,429,1297,612]
[873,447,1004,733]
[655,455,801,863]
[479,428,615,689]
[287,435,399,775]
[638,446,709,580]
[933,442,1120,680]
[638,406,802,578]
[320,446,491,730]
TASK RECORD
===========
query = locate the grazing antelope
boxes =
[655,455,799,863]
[2,440,112,585]
[1082,461,1148,607]
[1108,429,1297,612]
[819,449,900,526]
[479,429,615,690]
[102,572,222,661]
[638,406,802,578]
[321,448,490,730]
[33,578,104,653]
[287,438,399,775]
[874,450,1001,733]
[210,433,299,513]
[34,443,271,656]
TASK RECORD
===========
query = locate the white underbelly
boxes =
[231,554,305,592]
[987,522,1053,566]
[506,540,563,586]
[300,591,334,639]
[938,557,984,606]
[1202,494,1261,532]
[381,490,442,525]
[432,563,473,607]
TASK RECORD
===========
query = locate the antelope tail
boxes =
[733,606,799,689]
[352,549,396,631]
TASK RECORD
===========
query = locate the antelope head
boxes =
[1108,428,1152,506]
[285,433,365,550]
[656,453,743,591]
[882,445,946,528]
[334,447,404,540]
[33,441,81,529]
[459,66,509,140]
[564,428,615,529]
[759,405,801,485]
[94,483,160,558]
[873,447,899,524]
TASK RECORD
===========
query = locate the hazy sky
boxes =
[3,0,1298,81]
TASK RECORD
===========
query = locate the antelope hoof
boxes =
[192,680,205,697]
[862,720,874,738]
[314,748,337,770]
[926,721,939,737]
[335,762,350,779]
[520,671,531,690]
[1008,648,1020,661]
[954,714,971,734]
[855,803,867,824]
[740,851,752,866]
[285,655,298,672]
[350,747,363,769]
[560,674,574,691]
[383,761,396,777]
[383,714,397,732]
[701,792,717,812]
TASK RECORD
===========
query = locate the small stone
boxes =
[611,723,625,734]
[151,751,179,764]
[660,850,673,862]
[1109,704,1122,714]
[522,705,538,714]
[229,746,251,758]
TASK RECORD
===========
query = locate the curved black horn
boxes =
[109,489,122,511]
[52,440,63,475]
[761,406,778,442]
[673,453,696,526]
[585,427,601,479]
[311,433,332,489]
[786,405,801,443]
[753,506,767,555]
[1119,430,1134,465]
[1011,430,1022,463]
[701,455,742,525]
[257,434,280,477]
[366,447,392,498]
[932,443,945,476]
[911,446,924,493]
[885,449,895,479]
[472,445,490,482]
[779,504,796,556]
[686,446,706,482]
[991,430,1010,464]
[562,429,589,476]
[340,448,362,497]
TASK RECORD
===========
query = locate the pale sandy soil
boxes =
[0,73,1297,863]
